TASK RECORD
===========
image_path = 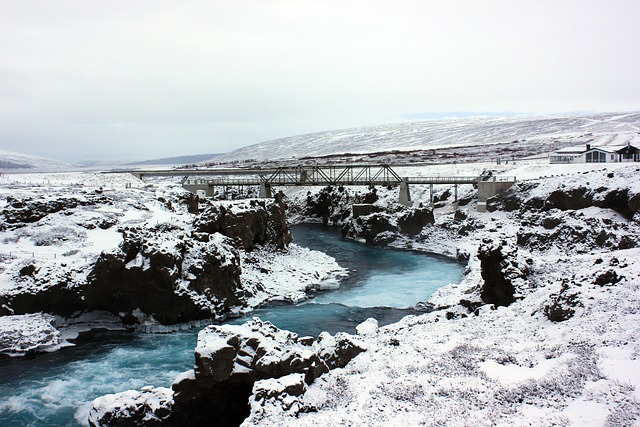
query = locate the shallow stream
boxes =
[0,224,463,426]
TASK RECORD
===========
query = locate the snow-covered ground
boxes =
[2,156,640,425]
[241,161,640,426]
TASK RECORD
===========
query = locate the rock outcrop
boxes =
[194,199,291,250]
[477,239,523,307]
[485,168,640,255]
[89,318,366,426]
[343,212,399,246]
[0,196,293,326]
[397,207,435,236]
[487,169,640,220]
[341,205,436,247]
[1,194,112,227]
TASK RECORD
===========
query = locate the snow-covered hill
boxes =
[214,112,640,163]
[0,149,77,172]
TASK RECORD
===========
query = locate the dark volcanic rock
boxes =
[488,170,640,221]
[84,225,242,325]
[85,253,210,325]
[194,199,291,250]
[477,239,522,307]
[595,189,636,220]
[1,195,112,226]
[544,279,582,322]
[349,213,398,246]
[180,193,200,214]
[0,282,84,317]
[516,209,639,254]
[397,208,434,236]
[594,270,623,286]
[1,198,292,326]
[544,187,593,211]
[89,319,366,427]
[302,186,362,225]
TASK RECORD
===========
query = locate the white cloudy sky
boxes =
[1,0,639,162]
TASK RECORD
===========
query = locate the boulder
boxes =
[88,387,174,427]
[344,213,398,246]
[543,279,582,322]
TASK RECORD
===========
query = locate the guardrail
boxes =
[184,178,263,186]
[485,176,517,182]
[0,250,95,260]
[405,176,480,184]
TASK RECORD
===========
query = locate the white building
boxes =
[550,143,640,164]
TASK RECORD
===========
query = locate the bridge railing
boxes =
[184,176,485,187]
[405,176,480,184]
[183,178,262,186]
[484,176,517,182]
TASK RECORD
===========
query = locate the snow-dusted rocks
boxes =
[477,238,524,307]
[88,386,173,427]
[194,199,292,250]
[89,318,366,426]
[84,222,241,325]
[238,163,640,426]
[0,313,69,356]
[355,317,378,335]
[247,373,308,423]
[1,175,345,349]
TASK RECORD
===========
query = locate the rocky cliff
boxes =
[0,194,292,326]
[89,318,366,427]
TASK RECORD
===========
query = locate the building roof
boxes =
[586,145,627,153]
[555,146,587,154]
[554,143,639,155]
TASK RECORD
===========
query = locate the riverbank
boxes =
[0,173,346,356]
[238,162,640,426]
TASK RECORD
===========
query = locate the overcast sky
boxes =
[1,0,639,162]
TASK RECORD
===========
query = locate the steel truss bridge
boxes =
[122,164,483,206]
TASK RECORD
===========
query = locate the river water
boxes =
[0,224,463,426]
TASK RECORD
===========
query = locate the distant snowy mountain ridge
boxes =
[0,149,76,172]
[215,112,640,163]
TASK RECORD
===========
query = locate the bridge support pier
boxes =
[259,182,272,198]
[453,184,459,209]
[398,179,411,206]
[477,177,516,212]
[429,184,434,208]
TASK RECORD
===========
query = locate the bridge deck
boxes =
[183,175,480,187]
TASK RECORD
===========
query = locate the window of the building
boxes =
[586,151,606,163]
